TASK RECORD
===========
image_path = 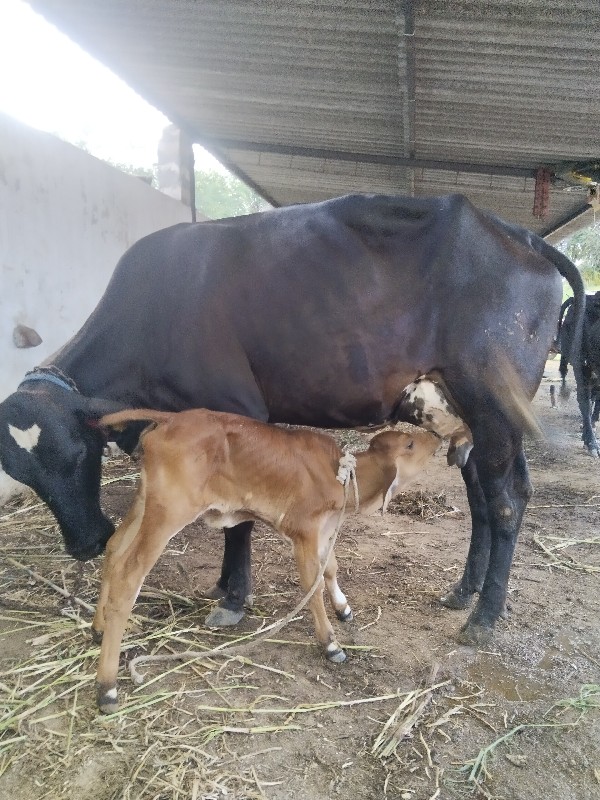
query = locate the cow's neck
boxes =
[47,333,169,407]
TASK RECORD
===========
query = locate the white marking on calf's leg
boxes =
[8,423,41,452]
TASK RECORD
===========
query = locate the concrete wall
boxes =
[0,112,193,400]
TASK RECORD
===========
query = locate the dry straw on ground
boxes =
[0,457,454,799]
[2,451,599,799]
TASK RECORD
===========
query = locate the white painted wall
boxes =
[0,112,192,400]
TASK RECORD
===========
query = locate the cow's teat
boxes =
[397,378,473,467]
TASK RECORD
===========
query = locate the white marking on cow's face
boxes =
[8,423,41,453]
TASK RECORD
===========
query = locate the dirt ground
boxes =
[0,357,599,800]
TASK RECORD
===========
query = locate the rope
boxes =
[336,451,359,512]
[128,454,357,685]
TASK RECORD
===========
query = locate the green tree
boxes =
[557,223,600,288]
[110,162,156,187]
[195,169,270,219]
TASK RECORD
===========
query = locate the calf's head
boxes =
[367,428,441,512]
[0,385,123,561]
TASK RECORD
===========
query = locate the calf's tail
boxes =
[99,409,174,431]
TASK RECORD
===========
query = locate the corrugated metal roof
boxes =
[28,0,600,235]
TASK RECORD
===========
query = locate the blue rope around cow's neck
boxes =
[19,366,79,393]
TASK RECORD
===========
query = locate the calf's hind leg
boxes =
[95,498,199,714]
[92,481,148,643]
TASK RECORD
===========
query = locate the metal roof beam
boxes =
[203,138,537,179]
[541,201,593,241]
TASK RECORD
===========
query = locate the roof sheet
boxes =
[28,0,600,235]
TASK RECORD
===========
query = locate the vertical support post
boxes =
[533,167,551,220]
[157,124,196,221]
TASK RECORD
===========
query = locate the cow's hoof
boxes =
[90,627,103,644]
[335,605,353,622]
[205,606,245,628]
[96,685,119,715]
[439,588,473,610]
[203,584,227,601]
[326,643,347,663]
[456,621,493,647]
[204,585,254,607]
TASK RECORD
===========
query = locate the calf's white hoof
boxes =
[336,606,353,622]
[326,643,347,663]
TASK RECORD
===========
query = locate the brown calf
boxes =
[93,409,440,713]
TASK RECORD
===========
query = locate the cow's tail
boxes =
[533,240,599,453]
[557,296,574,342]
[534,240,585,370]
[99,409,174,432]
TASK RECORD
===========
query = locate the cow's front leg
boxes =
[205,521,253,627]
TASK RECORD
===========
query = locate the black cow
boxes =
[0,193,588,645]
[557,291,600,438]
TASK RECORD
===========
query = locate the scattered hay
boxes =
[371,665,449,759]
[0,459,393,799]
[386,491,463,521]
[532,533,600,573]
[462,684,600,792]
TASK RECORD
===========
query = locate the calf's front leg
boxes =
[323,550,353,622]
[293,537,347,663]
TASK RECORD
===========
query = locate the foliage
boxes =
[110,162,156,187]
[195,168,270,219]
[557,222,600,288]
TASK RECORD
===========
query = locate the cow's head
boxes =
[0,376,124,561]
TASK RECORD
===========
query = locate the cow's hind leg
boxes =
[458,441,531,646]
[440,456,490,610]
[573,361,599,455]
[559,353,570,400]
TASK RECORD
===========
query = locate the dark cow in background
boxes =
[556,291,600,449]
[0,193,588,646]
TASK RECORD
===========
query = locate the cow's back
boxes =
[52,194,564,428]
